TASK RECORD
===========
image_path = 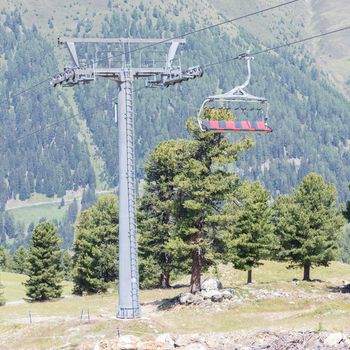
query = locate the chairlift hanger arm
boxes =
[197,53,271,134]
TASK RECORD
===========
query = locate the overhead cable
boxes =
[1,24,350,148]
[204,25,350,68]
[0,0,300,104]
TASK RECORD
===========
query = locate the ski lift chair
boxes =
[197,54,272,134]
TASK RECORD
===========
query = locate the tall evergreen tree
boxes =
[145,113,252,293]
[61,250,73,281]
[24,222,63,301]
[175,117,251,292]
[138,140,192,288]
[72,195,118,295]
[219,181,273,284]
[272,173,344,280]
[0,279,5,306]
[340,225,350,264]
[13,246,29,274]
[3,212,15,239]
[0,247,13,271]
[58,198,79,248]
[81,186,97,211]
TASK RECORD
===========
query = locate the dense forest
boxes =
[0,11,95,243]
[0,4,350,249]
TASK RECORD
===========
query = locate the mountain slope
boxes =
[0,0,350,248]
[210,0,350,96]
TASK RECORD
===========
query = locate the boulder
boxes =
[221,290,233,300]
[201,278,222,292]
[202,290,222,300]
[211,293,223,302]
[119,335,139,350]
[174,334,201,348]
[136,341,168,350]
[155,333,175,349]
[324,333,343,347]
[94,340,119,350]
[179,293,194,305]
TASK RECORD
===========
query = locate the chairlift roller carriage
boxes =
[197,53,272,133]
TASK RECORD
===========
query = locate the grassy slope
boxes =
[210,0,350,96]
[1,261,350,349]
[0,271,73,302]
[6,202,67,229]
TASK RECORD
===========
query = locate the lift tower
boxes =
[52,37,203,319]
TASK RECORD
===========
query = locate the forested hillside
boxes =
[0,0,350,247]
[0,11,95,242]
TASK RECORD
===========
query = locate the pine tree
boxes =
[3,212,15,239]
[72,195,118,295]
[13,246,29,274]
[219,181,273,284]
[272,173,344,281]
[61,250,73,280]
[24,222,63,301]
[0,279,5,306]
[340,225,350,263]
[175,116,252,292]
[0,247,13,271]
[143,113,252,293]
[138,141,192,288]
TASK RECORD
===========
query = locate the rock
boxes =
[221,290,233,300]
[119,335,139,350]
[174,334,200,348]
[201,278,222,292]
[136,341,168,350]
[202,290,222,300]
[156,333,175,349]
[324,332,343,347]
[179,293,194,305]
[182,344,208,350]
[211,294,223,302]
[94,340,120,350]
[344,337,350,347]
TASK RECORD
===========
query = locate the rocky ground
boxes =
[93,331,350,349]
[2,262,350,350]
[91,279,350,350]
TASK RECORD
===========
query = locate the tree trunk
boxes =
[247,270,252,284]
[303,263,311,281]
[159,271,170,289]
[190,247,203,293]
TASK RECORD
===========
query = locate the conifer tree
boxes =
[61,250,73,280]
[72,195,118,294]
[24,222,63,301]
[13,246,29,274]
[145,113,252,293]
[175,116,252,292]
[273,173,344,280]
[0,247,13,271]
[138,140,192,288]
[0,280,5,306]
[219,181,273,284]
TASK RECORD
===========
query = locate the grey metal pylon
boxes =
[117,42,140,318]
[52,37,203,319]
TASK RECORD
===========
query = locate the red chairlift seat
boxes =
[200,120,272,133]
